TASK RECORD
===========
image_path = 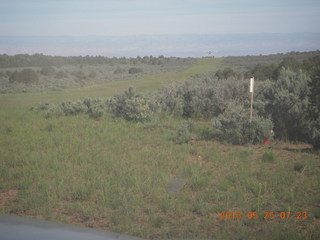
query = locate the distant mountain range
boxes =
[0,33,319,57]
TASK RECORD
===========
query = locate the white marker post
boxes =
[249,77,254,122]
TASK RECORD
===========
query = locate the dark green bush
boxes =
[9,69,39,84]
[55,70,68,79]
[174,120,194,144]
[262,151,277,163]
[44,105,65,118]
[59,100,88,116]
[72,71,87,80]
[113,67,126,74]
[88,71,97,78]
[293,162,305,172]
[83,98,107,119]
[40,66,56,76]
[128,67,143,74]
[215,68,237,80]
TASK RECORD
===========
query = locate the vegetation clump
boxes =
[9,69,39,84]
[40,66,56,76]
[108,87,154,122]
[262,151,277,163]
[128,67,143,74]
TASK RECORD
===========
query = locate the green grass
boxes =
[0,57,319,239]
[0,58,220,107]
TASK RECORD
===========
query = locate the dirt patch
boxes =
[0,190,18,208]
[52,205,110,231]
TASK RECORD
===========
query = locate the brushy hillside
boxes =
[0,53,320,239]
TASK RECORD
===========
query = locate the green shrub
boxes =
[44,105,65,118]
[40,66,56,76]
[128,67,143,74]
[55,70,68,79]
[197,126,215,140]
[33,102,50,110]
[263,68,310,141]
[113,67,126,74]
[108,87,154,122]
[158,75,249,119]
[174,120,194,144]
[9,69,39,84]
[84,98,107,119]
[88,70,97,78]
[59,100,88,116]
[262,151,277,163]
[211,103,273,145]
[293,162,305,172]
[72,71,87,80]
[215,67,237,80]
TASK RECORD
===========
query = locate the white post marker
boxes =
[250,77,254,122]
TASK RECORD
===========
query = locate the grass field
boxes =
[0,57,319,239]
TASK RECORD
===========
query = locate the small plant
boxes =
[293,162,305,172]
[174,120,194,144]
[312,207,320,219]
[262,151,277,163]
[197,126,215,140]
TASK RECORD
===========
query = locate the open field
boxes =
[1,55,320,239]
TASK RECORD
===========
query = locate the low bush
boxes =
[211,103,273,145]
[83,98,107,119]
[293,162,305,172]
[88,71,97,78]
[59,100,88,115]
[113,67,126,74]
[72,71,87,80]
[9,69,39,84]
[44,105,65,118]
[55,70,68,79]
[40,66,56,76]
[174,120,194,144]
[128,67,143,74]
[108,87,154,122]
[262,151,277,163]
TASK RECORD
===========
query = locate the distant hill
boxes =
[0,33,319,57]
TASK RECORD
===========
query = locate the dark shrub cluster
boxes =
[84,98,107,119]
[113,67,126,74]
[40,66,56,76]
[55,70,68,79]
[43,98,107,119]
[158,74,248,119]
[211,103,273,145]
[128,67,143,74]
[9,69,39,84]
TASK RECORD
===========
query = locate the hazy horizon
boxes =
[1,1,320,57]
[1,33,320,57]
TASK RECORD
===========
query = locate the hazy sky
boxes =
[0,0,319,36]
